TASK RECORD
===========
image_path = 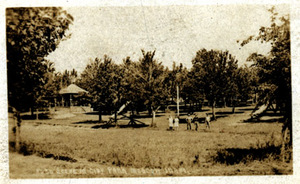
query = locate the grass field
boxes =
[8,106,292,178]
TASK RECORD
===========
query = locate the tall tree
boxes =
[235,66,256,102]
[7,7,73,151]
[191,49,238,119]
[167,62,188,102]
[134,50,168,127]
[37,60,57,108]
[182,69,205,112]
[40,68,80,108]
[59,69,78,88]
[120,57,144,114]
[78,56,124,122]
[240,7,291,146]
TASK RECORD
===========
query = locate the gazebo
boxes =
[59,84,88,107]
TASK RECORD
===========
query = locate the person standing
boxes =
[186,114,193,130]
[168,115,174,130]
[205,113,211,129]
[174,115,179,131]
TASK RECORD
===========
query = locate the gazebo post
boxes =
[70,94,72,106]
[62,96,64,107]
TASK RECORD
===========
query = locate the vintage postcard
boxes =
[1,0,299,183]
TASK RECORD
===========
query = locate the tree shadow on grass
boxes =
[132,114,164,119]
[178,109,210,114]
[85,111,101,115]
[212,145,284,165]
[215,115,227,119]
[243,117,284,123]
[263,112,284,116]
[91,123,149,129]
[216,111,244,115]
[21,113,51,120]
[237,108,254,111]
[73,120,102,124]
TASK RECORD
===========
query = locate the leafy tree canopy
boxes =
[78,55,124,115]
[240,7,291,144]
[135,50,168,114]
[7,7,73,111]
[191,49,238,118]
[241,7,290,118]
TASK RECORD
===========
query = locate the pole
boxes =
[36,108,39,120]
[177,85,179,117]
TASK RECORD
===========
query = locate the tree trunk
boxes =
[114,110,118,127]
[281,127,288,162]
[212,100,216,120]
[151,110,156,127]
[148,103,152,116]
[232,104,235,113]
[254,87,257,104]
[177,85,179,117]
[289,122,292,147]
[148,108,152,116]
[15,111,21,152]
[36,108,39,120]
[232,98,235,113]
[199,102,202,111]
[287,106,292,147]
[98,109,102,122]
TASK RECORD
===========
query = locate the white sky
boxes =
[46,4,290,73]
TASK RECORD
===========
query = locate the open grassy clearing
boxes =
[8,106,292,178]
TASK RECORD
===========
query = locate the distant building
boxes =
[59,84,89,107]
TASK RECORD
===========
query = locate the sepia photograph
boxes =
[1,0,299,183]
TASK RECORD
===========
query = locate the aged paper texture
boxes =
[1,0,300,183]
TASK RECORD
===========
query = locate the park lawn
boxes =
[8,106,292,178]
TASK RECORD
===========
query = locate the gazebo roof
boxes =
[59,84,88,94]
